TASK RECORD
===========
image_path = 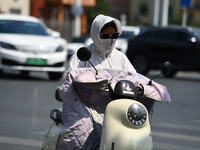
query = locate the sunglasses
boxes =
[100,32,119,39]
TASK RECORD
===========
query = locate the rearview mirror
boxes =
[148,61,172,85]
[162,61,172,76]
[47,28,61,38]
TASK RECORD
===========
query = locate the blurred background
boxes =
[1,1,200,150]
[0,0,200,40]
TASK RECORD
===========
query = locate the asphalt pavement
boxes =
[0,70,200,150]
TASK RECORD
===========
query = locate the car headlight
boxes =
[56,45,64,52]
[127,103,147,128]
[0,42,17,50]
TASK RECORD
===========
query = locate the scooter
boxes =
[42,47,171,150]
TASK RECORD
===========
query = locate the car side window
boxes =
[138,30,154,39]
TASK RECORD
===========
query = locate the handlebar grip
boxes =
[136,84,144,97]
[50,109,59,122]
[55,86,63,102]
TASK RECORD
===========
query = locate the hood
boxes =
[0,34,62,52]
[90,14,122,56]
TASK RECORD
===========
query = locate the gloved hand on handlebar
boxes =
[136,84,144,97]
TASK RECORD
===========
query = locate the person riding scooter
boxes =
[56,14,171,150]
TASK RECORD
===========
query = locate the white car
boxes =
[115,25,141,54]
[0,14,68,80]
[67,35,92,60]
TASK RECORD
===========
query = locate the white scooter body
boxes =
[42,89,153,150]
[100,99,152,150]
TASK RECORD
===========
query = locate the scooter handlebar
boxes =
[55,86,63,102]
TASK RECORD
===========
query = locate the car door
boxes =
[150,30,176,64]
[130,30,155,54]
[174,30,198,67]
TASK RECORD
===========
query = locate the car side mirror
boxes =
[148,61,172,85]
[47,28,61,38]
[162,61,172,76]
[51,31,61,38]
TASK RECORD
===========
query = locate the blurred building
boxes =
[0,0,96,40]
[30,0,96,39]
[109,0,200,27]
[0,0,30,15]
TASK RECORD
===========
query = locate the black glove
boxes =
[136,84,144,97]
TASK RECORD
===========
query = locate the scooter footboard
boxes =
[100,99,153,150]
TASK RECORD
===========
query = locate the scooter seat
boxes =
[50,108,63,124]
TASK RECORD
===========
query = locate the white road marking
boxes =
[152,122,200,131]
[152,131,200,142]
[154,142,200,150]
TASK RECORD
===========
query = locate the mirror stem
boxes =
[148,72,162,85]
[88,60,98,75]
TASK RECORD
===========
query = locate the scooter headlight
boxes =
[127,103,147,128]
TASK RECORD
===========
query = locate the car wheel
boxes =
[131,54,149,75]
[48,72,63,80]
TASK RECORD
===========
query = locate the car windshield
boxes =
[71,35,90,43]
[192,28,200,39]
[0,20,49,36]
[119,31,134,39]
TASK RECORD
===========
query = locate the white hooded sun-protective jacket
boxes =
[66,14,136,73]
